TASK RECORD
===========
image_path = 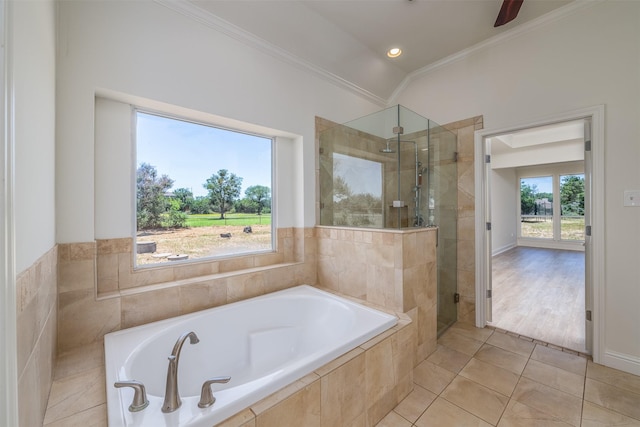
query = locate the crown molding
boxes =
[154,0,388,107]
[388,0,604,105]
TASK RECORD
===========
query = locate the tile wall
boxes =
[316,226,437,365]
[57,227,316,353]
[444,116,484,324]
[16,246,58,427]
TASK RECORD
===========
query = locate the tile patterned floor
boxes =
[376,323,640,427]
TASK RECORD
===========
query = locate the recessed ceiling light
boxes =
[387,48,402,58]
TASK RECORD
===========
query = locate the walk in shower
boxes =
[319,105,459,335]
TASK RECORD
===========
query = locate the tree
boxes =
[136,163,174,229]
[560,175,585,215]
[173,188,194,212]
[190,196,213,214]
[244,185,271,215]
[204,169,243,219]
[520,182,538,216]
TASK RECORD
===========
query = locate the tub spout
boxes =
[162,331,200,413]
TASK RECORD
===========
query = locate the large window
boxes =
[520,176,554,239]
[135,111,273,266]
[560,174,585,241]
[519,173,585,242]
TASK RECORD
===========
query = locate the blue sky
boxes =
[136,112,272,198]
[521,174,584,195]
[521,176,553,194]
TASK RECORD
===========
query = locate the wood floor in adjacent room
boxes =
[490,246,586,353]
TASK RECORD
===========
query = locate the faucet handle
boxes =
[198,376,231,408]
[114,380,150,412]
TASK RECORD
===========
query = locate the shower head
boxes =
[379,140,396,153]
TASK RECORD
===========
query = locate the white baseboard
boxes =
[492,243,517,257]
[601,350,640,376]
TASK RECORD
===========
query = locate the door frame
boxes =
[1,0,18,424]
[474,105,605,363]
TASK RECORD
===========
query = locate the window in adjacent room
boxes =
[134,110,274,266]
[519,176,554,239]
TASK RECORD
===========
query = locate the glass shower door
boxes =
[428,124,458,336]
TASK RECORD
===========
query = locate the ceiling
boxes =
[184,0,574,102]
[490,120,585,168]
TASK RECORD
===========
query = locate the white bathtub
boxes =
[104,285,397,426]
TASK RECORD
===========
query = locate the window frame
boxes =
[517,167,585,249]
[132,107,276,269]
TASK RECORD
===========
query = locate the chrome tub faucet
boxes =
[161,331,200,413]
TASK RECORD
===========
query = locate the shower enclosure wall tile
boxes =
[317,226,437,365]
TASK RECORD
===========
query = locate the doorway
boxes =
[474,106,605,361]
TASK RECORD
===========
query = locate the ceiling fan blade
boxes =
[494,0,524,27]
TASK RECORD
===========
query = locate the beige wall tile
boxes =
[226,272,266,303]
[68,242,97,261]
[121,287,180,328]
[59,259,95,293]
[18,354,44,427]
[365,334,396,405]
[95,254,118,295]
[173,261,219,280]
[217,408,256,427]
[58,290,121,351]
[320,351,366,426]
[16,245,58,427]
[254,377,321,427]
[96,238,130,255]
[179,280,227,314]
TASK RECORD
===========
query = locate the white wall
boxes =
[56,0,381,243]
[491,168,517,255]
[13,0,56,272]
[397,1,640,370]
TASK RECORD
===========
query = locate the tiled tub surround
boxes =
[16,245,58,427]
[57,227,316,353]
[44,291,415,427]
[317,226,437,365]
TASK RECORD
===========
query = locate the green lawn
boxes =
[521,217,585,240]
[185,213,272,227]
